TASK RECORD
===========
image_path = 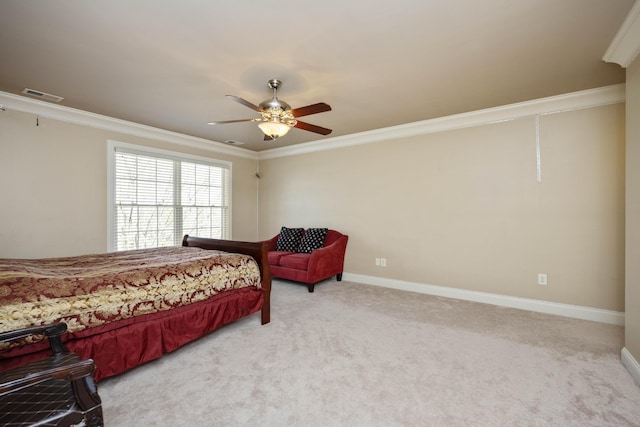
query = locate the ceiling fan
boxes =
[208,79,332,140]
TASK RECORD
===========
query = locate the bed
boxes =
[0,235,271,381]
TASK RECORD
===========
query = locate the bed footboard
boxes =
[181,235,271,324]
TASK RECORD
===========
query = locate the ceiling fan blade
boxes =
[226,95,262,112]
[207,119,255,125]
[290,102,332,118]
[294,120,332,135]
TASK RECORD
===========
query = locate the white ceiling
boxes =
[0,0,634,152]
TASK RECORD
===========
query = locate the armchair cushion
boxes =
[276,227,305,252]
[278,253,311,271]
[298,228,328,253]
[268,251,294,266]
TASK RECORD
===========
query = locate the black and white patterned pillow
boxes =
[298,228,328,253]
[276,227,305,252]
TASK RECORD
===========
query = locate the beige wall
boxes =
[626,58,640,360]
[0,94,628,314]
[0,109,258,258]
[259,104,626,311]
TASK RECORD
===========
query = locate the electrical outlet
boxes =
[537,273,548,286]
[380,258,387,267]
[375,258,380,266]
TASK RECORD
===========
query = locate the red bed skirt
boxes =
[0,287,263,381]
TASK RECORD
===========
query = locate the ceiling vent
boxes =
[224,140,244,146]
[22,88,64,103]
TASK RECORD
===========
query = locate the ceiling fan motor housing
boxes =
[259,79,297,127]
[259,98,291,112]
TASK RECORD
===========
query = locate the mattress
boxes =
[0,246,261,350]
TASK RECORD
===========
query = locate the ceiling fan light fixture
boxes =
[258,120,291,139]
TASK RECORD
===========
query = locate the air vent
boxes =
[22,88,64,103]
[224,140,244,146]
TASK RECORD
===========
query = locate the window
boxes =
[108,141,231,251]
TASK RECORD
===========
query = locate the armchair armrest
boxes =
[307,235,349,278]
[0,322,69,355]
[0,356,95,395]
[264,235,279,251]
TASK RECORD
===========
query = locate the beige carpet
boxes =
[99,280,640,426]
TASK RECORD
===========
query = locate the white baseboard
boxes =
[342,273,625,326]
[622,347,640,387]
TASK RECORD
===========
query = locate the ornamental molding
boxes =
[259,84,626,160]
[603,0,640,68]
[0,91,258,160]
[1,84,626,162]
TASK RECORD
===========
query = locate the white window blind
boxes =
[110,144,230,251]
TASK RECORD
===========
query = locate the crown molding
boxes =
[0,91,259,160]
[258,84,626,160]
[603,0,640,68]
[1,84,625,162]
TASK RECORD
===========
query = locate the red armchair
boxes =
[265,229,348,292]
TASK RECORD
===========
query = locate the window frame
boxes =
[107,140,232,252]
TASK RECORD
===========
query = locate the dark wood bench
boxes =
[0,322,103,427]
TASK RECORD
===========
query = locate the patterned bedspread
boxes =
[0,247,261,348]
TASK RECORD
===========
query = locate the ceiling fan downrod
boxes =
[267,79,282,93]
